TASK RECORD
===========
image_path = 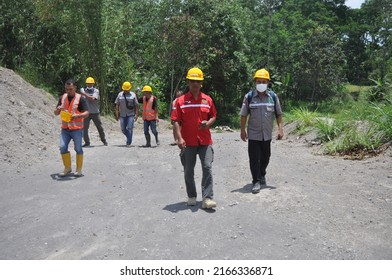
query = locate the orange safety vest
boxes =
[60,93,84,130]
[142,96,157,121]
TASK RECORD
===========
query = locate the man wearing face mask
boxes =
[80,77,108,147]
[240,68,284,194]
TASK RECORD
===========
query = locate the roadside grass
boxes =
[290,107,318,135]
[325,123,385,159]
[314,117,343,142]
[287,84,391,158]
[369,99,392,141]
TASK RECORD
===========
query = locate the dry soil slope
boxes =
[0,67,58,173]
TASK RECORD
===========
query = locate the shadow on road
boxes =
[50,173,82,181]
[231,184,277,194]
[163,201,216,213]
[163,201,199,213]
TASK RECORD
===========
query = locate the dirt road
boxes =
[1,125,391,260]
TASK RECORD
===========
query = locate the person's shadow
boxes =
[163,201,216,213]
[231,183,277,194]
[50,173,83,181]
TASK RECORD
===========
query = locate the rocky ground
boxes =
[0,67,391,260]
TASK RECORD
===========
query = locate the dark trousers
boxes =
[248,139,271,184]
[143,120,158,145]
[182,145,214,199]
[83,113,106,144]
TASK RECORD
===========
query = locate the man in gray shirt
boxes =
[240,68,284,194]
[115,81,139,146]
[81,77,107,146]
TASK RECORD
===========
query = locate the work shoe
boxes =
[187,197,197,206]
[252,182,261,194]
[82,143,90,147]
[202,198,217,209]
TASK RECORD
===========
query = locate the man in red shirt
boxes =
[171,67,217,209]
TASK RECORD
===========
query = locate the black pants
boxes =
[248,139,271,184]
[83,113,106,144]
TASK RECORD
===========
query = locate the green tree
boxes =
[299,26,346,105]
[0,0,35,69]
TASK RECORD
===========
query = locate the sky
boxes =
[345,0,366,9]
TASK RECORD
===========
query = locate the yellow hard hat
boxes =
[86,77,95,84]
[186,67,204,81]
[122,81,132,91]
[253,69,270,80]
[142,85,152,93]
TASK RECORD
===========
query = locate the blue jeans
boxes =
[60,128,83,154]
[120,115,135,145]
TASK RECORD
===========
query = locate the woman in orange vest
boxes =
[141,85,159,147]
[54,79,89,177]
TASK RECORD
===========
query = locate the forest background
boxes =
[1,0,391,155]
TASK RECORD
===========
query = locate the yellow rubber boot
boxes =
[59,152,72,177]
[74,154,83,177]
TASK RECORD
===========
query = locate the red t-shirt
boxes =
[171,92,217,146]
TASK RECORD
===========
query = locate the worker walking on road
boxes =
[141,85,159,147]
[80,76,108,147]
[240,68,284,194]
[54,79,89,177]
[115,81,139,147]
[171,67,217,209]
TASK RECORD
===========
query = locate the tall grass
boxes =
[370,99,392,142]
[314,117,343,142]
[291,107,318,135]
[288,84,391,157]
[325,123,385,158]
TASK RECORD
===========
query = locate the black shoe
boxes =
[103,141,108,146]
[252,182,261,194]
[82,143,90,147]
[260,176,267,186]
[142,144,151,148]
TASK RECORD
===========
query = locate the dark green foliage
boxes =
[0,0,391,121]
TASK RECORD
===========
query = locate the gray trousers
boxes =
[181,145,214,199]
[83,113,106,144]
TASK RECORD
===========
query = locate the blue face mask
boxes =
[256,83,268,93]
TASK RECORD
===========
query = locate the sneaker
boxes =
[82,143,90,147]
[187,197,197,206]
[202,198,217,209]
[260,176,267,187]
[252,182,261,194]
